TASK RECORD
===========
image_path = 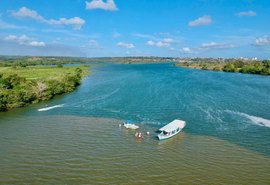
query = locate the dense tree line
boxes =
[178,60,270,75]
[0,56,174,66]
[222,60,270,75]
[0,68,83,111]
[0,59,81,67]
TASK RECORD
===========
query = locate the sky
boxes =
[0,0,270,58]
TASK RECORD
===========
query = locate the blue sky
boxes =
[0,0,269,58]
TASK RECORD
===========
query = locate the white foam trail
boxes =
[38,104,64,112]
[85,88,120,103]
[244,114,270,128]
[102,108,121,113]
[226,110,270,128]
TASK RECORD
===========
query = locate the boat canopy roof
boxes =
[159,120,186,132]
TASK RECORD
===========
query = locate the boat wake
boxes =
[93,88,120,102]
[226,110,270,128]
[38,104,64,112]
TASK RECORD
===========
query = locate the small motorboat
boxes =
[122,120,139,130]
[157,119,186,140]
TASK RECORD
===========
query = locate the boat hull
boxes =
[157,129,182,140]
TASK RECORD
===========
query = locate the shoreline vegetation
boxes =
[0,63,89,111]
[176,58,270,76]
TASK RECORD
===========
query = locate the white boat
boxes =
[122,120,139,130]
[157,119,186,140]
[123,123,139,130]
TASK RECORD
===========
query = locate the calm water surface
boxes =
[0,63,270,184]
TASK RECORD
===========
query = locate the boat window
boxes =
[176,128,180,131]
[156,130,163,134]
[164,131,170,135]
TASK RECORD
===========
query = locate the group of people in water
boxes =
[120,120,150,139]
[134,131,150,139]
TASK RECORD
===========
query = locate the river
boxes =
[0,63,269,184]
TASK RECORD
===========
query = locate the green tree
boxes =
[57,64,63,68]
[262,60,270,68]
[261,67,270,75]
[1,74,25,89]
[233,60,245,68]
[75,67,83,78]
[201,64,208,70]
[223,63,236,72]
[0,90,9,111]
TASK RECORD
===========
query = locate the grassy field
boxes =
[0,65,89,80]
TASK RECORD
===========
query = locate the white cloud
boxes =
[11,6,43,21]
[5,35,18,41]
[254,36,270,46]
[156,41,170,47]
[5,34,31,44]
[200,42,236,49]
[180,47,194,54]
[146,40,155,46]
[11,7,85,30]
[87,39,103,49]
[46,17,85,30]
[29,41,45,47]
[86,0,118,11]
[117,42,135,48]
[132,33,156,40]
[5,34,45,47]
[146,38,174,48]
[237,11,256,17]
[188,15,212,27]
[163,38,173,43]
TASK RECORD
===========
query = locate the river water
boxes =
[0,63,269,184]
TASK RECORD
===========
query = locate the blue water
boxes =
[15,63,270,155]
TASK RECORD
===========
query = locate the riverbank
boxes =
[176,60,270,75]
[0,65,89,111]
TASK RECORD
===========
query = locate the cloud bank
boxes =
[146,38,173,48]
[254,36,270,46]
[11,7,85,30]
[5,34,45,47]
[200,42,236,49]
[117,42,135,48]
